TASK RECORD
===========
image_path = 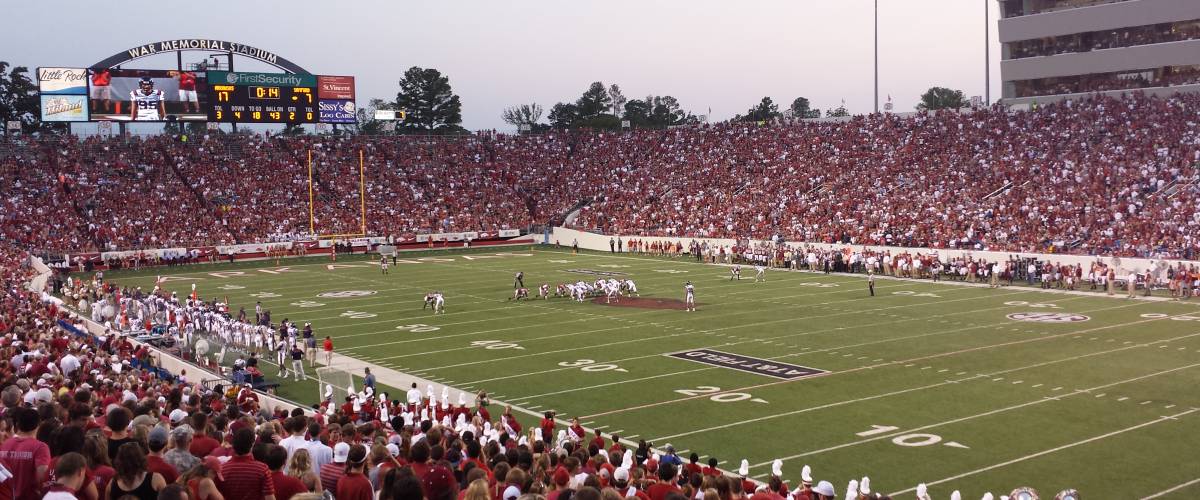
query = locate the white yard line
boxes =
[586,302,1174,420]
[1140,477,1200,499]
[650,331,1200,442]
[889,409,1198,497]
[754,365,1200,469]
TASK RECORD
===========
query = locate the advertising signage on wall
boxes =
[317,76,355,100]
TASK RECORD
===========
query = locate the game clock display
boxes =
[207,84,317,123]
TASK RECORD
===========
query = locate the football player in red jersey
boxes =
[176,71,199,113]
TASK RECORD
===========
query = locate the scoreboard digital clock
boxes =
[205,71,318,123]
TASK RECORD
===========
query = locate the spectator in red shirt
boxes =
[264,445,307,500]
[319,442,349,494]
[589,429,605,452]
[538,412,555,445]
[683,453,701,478]
[335,445,372,500]
[80,434,114,500]
[322,337,333,366]
[188,414,220,458]
[219,428,275,500]
[421,465,457,500]
[645,463,680,500]
[0,407,51,500]
[145,427,179,485]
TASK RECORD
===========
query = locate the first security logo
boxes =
[667,349,826,380]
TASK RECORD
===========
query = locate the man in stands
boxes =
[0,407,50,500]
[220,428,275,500]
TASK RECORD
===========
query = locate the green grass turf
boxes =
[91,246,1200,499]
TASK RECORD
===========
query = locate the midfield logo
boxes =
[667,349,826,380]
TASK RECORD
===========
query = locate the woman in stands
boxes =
[107,442,167,500]
[178,457,225,500]
[285,448,323,494]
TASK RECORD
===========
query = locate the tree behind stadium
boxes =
[917,87,968,111]
[0,62,40,134]
[394,66,466,135]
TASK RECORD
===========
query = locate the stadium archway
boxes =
[90,39,311,74]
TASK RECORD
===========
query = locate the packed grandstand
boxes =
[2,91,1199,500]
[3,93,1199,259]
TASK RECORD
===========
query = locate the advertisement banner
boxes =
[317,75,355,100]
[37,67,89,94]
[318,99,356,124]
[205,71,316,88]
[498,229,521,238]
[373,110,396,120]
[40,95,89,122]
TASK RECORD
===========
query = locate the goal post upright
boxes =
[359,149,366,236]
[308,149,315,234]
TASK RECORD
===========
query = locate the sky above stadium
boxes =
[6,0,1003,132]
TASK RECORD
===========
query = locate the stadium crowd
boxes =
[2,92,1199,261]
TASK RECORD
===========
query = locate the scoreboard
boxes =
[204,71,346,124]
[208,83,317,123]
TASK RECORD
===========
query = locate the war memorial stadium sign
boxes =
[91,39,310,75]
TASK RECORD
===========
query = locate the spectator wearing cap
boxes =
[319,442,350,493]
[218,428,275,500]
[146,426,180,484]
[0,406,51,500]
[264,444,307,500]
[659,445,682,468]
[421,464,458,500]
[811,481,835,500]
[164,425,200,476]
[335,444,372,500]
[43,452,88,500]
[168,409,189,427]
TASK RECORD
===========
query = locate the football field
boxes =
[100,246,1200,499]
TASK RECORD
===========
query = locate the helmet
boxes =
[139,77,154,93]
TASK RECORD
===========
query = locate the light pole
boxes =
[874,0,879,113]
[984,0,990,105]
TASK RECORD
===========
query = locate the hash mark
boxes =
[1117,397,1129,402]
[1031,384,1044,388]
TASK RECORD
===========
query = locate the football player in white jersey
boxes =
[755,264,766,282]
[129,77,166,121]
[684,281,696,311]
[622,279,639,297]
